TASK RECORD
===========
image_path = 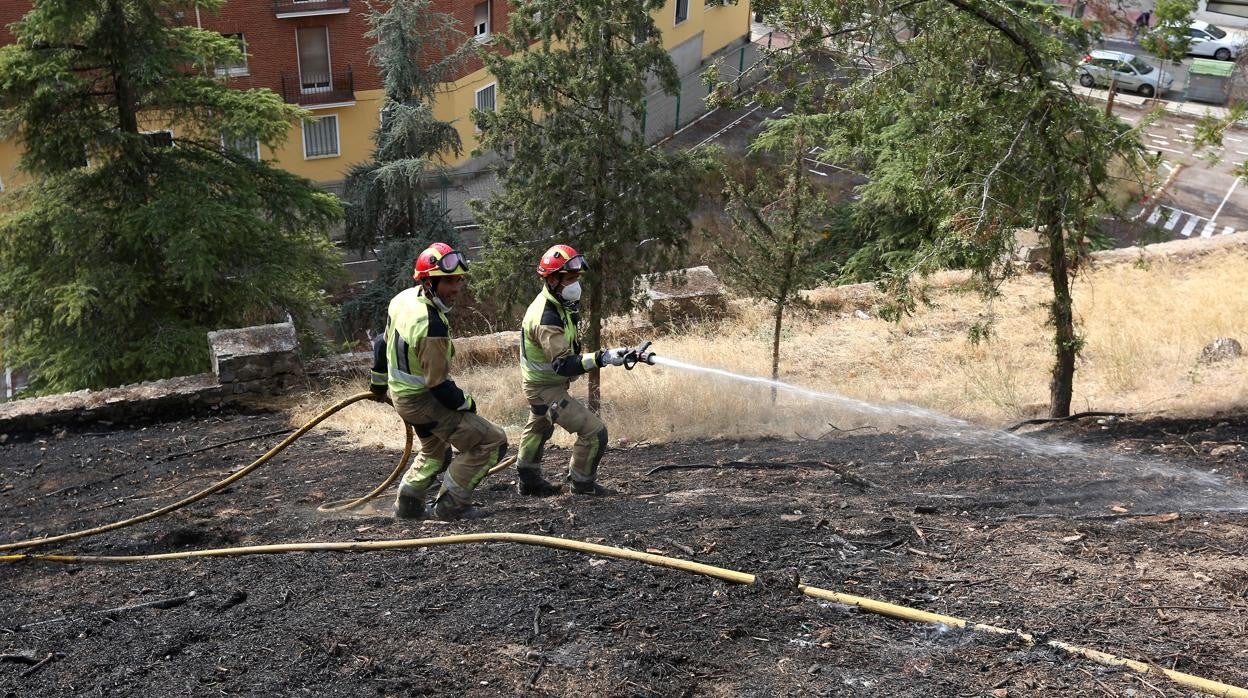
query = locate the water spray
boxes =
[646,353,1248,511]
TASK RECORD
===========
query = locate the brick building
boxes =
[0,1,752,195]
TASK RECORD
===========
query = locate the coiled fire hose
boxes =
[1,395,1244,697]
[3,533,1245,698]
[2,392,417,551]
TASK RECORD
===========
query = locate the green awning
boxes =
[1190,58,1235,78]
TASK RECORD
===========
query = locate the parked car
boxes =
[1184,20,1245,61]
[1077,50,1174,98]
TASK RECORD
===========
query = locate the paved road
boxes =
[1116,105,1248,238]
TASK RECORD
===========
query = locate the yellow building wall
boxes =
[0,91,384,193]
[0,3,750,185]
[431,67,499,167]
[431,1,750,168]
[658,0,705,51]
[0,136,25,195]
[267,89,382,185]
[699,1,752,58]
[653,0,750,55]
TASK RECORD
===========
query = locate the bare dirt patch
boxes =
[2,408,1247,697]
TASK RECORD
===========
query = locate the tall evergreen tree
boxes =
[716,120,834,403]
[0,0,343,393]
[338,0,474,338]
[472,0,704,411]
[341,0,472,252]
[748,0,1150,417]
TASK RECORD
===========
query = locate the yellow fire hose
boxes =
[0,392,522,552]
[0,392,419,551]
[2,396,1244,696]
[316,423,414,513]
[2,532,1244,698]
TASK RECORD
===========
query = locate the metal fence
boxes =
[640,32,776,145]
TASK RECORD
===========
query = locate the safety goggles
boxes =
[556,254,588,274]
[435,250,469,273]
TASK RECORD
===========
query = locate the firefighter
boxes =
[515,244,631,497]
[369,242,508,521]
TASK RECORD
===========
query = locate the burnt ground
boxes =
[2,408,1248,698]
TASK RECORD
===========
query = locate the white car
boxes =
[1078,50,1174,98]
[1184,20,1245,61]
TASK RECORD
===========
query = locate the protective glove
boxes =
[368,383,391,404]
[457,395,477,413]
[598,347,630,367]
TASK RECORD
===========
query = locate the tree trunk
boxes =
[107,0,138,135]
[768,127,804,405]
[586,69,612,415]
[770,299,784,404]
[586,273,603,414]
[1046,218,1076,418]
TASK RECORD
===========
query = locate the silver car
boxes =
[1077,50,1174,98]
[1185,20,1244,61]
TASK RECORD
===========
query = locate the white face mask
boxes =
[560,281,582,303]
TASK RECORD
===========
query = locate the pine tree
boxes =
[756,0,1150,417]
[0,0,343,393]
[716,118,834,402]
[338,0,474,339]
[341,0,472,252]
[471,0,705,411]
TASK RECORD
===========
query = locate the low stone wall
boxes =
[456,331,521,367]
[0,321,357,438]
[0,374,225,437]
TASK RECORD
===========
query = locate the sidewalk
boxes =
[1073,83,1243,125]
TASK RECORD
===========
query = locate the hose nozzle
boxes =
[624,340,656,370]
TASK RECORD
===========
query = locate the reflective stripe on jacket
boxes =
[520,286,598,386]
[385,288,455,398]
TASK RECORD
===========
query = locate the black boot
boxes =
[517,469,562,497]
[393,491,427,520]
[571,480,614,496]
[433,494,489,521]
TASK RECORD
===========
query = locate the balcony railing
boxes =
[281,66,355,107]
[273,0,350,18]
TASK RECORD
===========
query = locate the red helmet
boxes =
[414,242,469,281]
[537,244,589,278]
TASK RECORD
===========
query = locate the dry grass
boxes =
[293,249,1248,450]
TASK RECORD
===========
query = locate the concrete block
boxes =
[208,322,301,385]
[639,266,728,326]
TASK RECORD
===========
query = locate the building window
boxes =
[142,130,174,148]
[297,26,332,93]
[475,83,497,113]
[303,115,339,158]
[222,132,261,161]
[675,0,689,24]
[473,2,490,41]
[214,33,249,77]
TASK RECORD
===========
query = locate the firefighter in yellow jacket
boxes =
[515,244,632,497]
[369,242,507,520]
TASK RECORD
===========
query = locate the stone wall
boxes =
[0,321,348,437]
[638,266,729,327]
